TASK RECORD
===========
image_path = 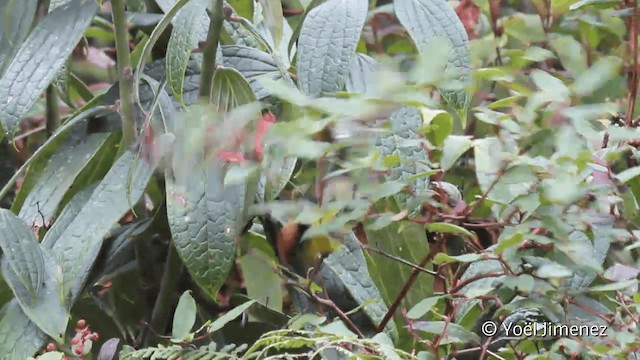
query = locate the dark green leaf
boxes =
[412,321,480,344]
[406,296,444,319]
[440,135,473,171]
[221,45,283,100]
[0,0,98,135]
[296,0,368,96]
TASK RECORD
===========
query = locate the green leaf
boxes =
[133,0,192,104]
[296,0,368,96]
[617,166,640,184]
[422,108,453,147]
[210,68,257,112]
[427,222,475,238]
[364,202,432,323]
[228,0,254,19]
[0,0,98,135]
[221,45,283,100]
[346,53,380,93]
[42,150,156,301]
[572,56,622,96]
[394,0,471,113]
[588,279,638,292]
[18,129,110,228]
[322,233,398,341]
[0,209,44,306]
[0,187,95,358]
[412,321,480,344]
[440,135,473,171]
[0,0,37,77]
[377,107,431,201]
[257,0,284,49]
[172,291,197,340]
[432,253,485,265]
[207,300,257,333]
[530,69,570,101]
[406,296,444,319]
[167,0,209,106]
[549,35,588,77]
[238,248,283,314]
[570,0,622,10]
[166,108,258,300]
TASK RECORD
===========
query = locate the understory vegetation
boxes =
[1,0,640,359]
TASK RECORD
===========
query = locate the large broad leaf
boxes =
[221,45,283,100]
[167,99,257,299]
[0,0,98,135]
[377,107,431,202]
[0,210,45,307]
[167,156,252,300]
[393,0,471,114]
[0,0,37,77]
[321,233,398,341]
[238,248,283,314]
[18,127,110,228]
[48,150,156,301]
[296,0,368,97]
[0,185,95,358]
[166,0,210,106]
[364,202,433,317]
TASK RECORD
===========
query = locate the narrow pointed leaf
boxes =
[296,0,368,97]
[167,0,209,105]
[257,0,284,49]
[0,0,37,77]
[0,0,98,135]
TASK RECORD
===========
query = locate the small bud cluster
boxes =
[70,319,99,357]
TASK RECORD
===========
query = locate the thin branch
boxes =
[111,0,137,153]
[376,251,434,333]
[199,0,225,100]
[45,85,60,137]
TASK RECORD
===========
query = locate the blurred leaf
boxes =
[296,0,368,96]
[97,338,120,360]
[412,321,480,344]
[238,248,283,314]
[0,0,98,135]
[549,35,588,77]
[422,108,453,147]
[228,0,254,19]
[432,253,485,265]
[172,291,197,341]
[440,135,473,171]
[572,56,622,96]
[530,70,570,101]
[406,296,444,319]
[617,166,640,184]
[221,45,283,100]
[427,222,474,238]
[208,300,257,333]
[257,0,284,49]
[346,53,380,93]
[394,0,471,115]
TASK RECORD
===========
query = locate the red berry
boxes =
[73,344,84,355]
[90,332,99,341]
[71,337,80,345]
[45,342,56,352]
[76,319,86,328]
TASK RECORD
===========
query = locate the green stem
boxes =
[45,85,60,137]
[111,0,137,154]
[144,243,183,345]
[198,0,225,101]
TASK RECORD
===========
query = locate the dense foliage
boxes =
[0,0,639,359]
